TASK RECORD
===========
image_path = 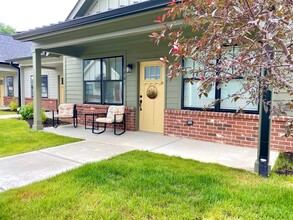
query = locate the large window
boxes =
[83,56,123,105]
[6,76,14,97]
[183,58,216,109]
[31,75,48,98]
[183,47,258,113]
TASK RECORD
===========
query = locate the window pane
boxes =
[84,60,101,80]
[184,58,215,78]
[184,80,215,108]
[145,66,150,79]
[6,76,14,97]
[220,79,258,111]
[30,75,48,98]
[41,76,48,98]
[85,82,101,103]
[103,81,123,104]
[84,56,123,104]
[144,66,161,80]
[220,47,235,75]
[103,57,123,80]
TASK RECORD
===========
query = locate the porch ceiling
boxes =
[29,8,166,56]
[44,29,158,58]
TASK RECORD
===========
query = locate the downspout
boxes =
[0,61,21,107]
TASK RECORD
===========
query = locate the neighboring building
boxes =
[0,34,63,109]
[0,33,31,106]
[13,0,292,152]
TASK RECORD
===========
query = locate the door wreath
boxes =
[146,85,158,99]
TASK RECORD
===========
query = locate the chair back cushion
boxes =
[106,106,125,123]
[57,103,75,118]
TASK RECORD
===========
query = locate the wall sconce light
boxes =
[186,120,193,126]
[126,64,133,73]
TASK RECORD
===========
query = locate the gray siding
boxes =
[64,56,83,103]
[66,39,181,110]
[23,67,58,99]
[86,0,149,16]
[63,38,182,130]
[166,76,182,110]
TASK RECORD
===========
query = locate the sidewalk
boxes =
[0,125,279,192]
[0,114,21,120]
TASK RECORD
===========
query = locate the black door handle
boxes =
[139,95,142,111]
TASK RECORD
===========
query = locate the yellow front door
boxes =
[139,61,165,133]
[0,78,4,106]
[59,76,64,104]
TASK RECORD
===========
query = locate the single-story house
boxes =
[13,0,292,153]
[0,33,63,110]
[0,33,31,106]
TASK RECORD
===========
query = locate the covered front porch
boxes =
[14,2,172,131]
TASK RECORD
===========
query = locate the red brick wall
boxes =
[4,96,58,111]
[3,97,17,107]
[73,104,136,131]
[271,116,293,152]
[25,98,58,111]
[164,109,293,152]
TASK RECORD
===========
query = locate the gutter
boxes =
[14,0,178,41]
[0,61,21,107]
[6,53,60,63]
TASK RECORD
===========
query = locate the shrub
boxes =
[42,109,47,123]
[18,103,47,123]
[9,99,19,111]
[19,103,34,120]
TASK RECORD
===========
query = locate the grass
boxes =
[0,151,292,220]
[0,110,16,116]
[0,119,82,158]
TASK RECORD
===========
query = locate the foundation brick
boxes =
[164,109,293,152]
[4,97,58,111]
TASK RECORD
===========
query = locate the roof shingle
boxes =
[0,34,31,62]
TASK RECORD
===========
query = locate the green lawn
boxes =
[0,151,292,219]
[0,119,82,158]
[0,110,16,116]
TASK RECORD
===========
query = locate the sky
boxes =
[0,0,78,32]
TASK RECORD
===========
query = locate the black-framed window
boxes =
[6,76,14,97]
[31,75,48,98]
[83,56,123,105]
[182,47,259,113]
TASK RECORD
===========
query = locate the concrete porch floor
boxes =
[44,125,279,172]
[0,124,279,192]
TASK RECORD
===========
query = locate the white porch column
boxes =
[32,49,43,130]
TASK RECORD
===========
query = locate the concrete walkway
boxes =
[0,107,20,120]
[0,125,279,192]
[0,114,21,120]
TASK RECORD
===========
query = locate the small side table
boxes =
[84,114,94,130]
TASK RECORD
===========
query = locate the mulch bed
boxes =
[275,152,293,176]
[25,118,70,128]
[276,170,293,176]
